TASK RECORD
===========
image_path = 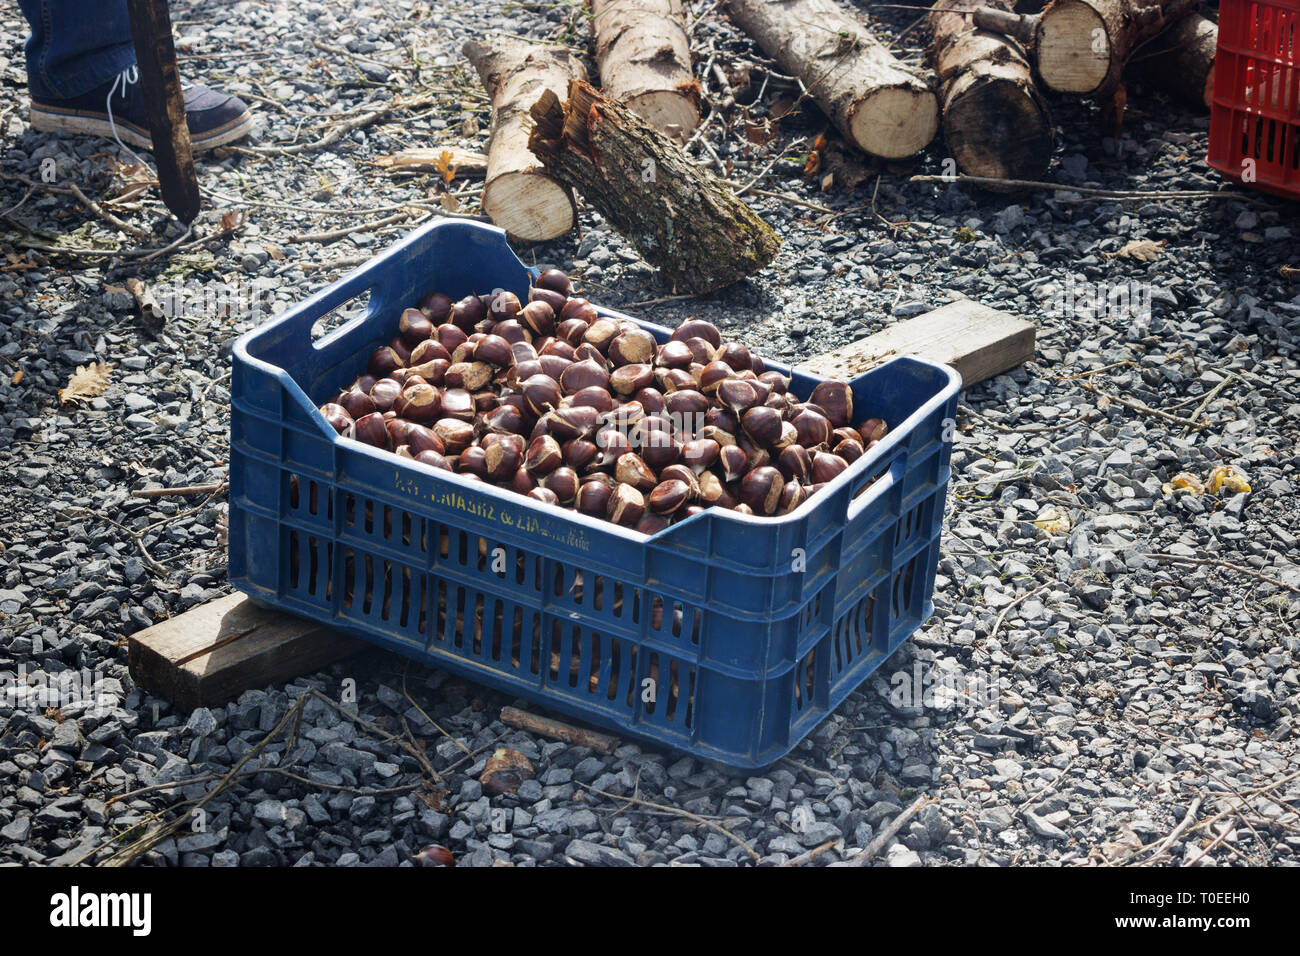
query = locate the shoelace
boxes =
[105,66,149,165]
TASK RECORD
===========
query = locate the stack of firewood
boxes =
[457,1,1219,290]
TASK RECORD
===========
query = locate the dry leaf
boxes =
[434,149,458,185]
[1112,238,1164,261]
[1162,472,1205,495]
[10,370,23,386]
[439,192,461,213]
[1281,265,1300,280]
[59,362,113,405]
[1207,464,1251,496]
[219,208,248,233]
[1034,506,1070,535]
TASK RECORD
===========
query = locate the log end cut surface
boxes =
[626,88,702,141]
[482,170,576,242]
[849,86,940,159]
[946,76,1054,180]
[1036,1,1109,94]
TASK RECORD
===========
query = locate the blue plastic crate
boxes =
[230,220,960,769]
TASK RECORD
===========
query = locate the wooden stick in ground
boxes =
[591,0,703,142]
[125,0,200,222]
[500,705,621,754]
[929,0,1053,180]
[462,37,587,243]
[528,79,780,293]
[722,0,937,159]
[1126,11,1216,109]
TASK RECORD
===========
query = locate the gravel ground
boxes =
[1,0,1298,867]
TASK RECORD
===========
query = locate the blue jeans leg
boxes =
[18,0,136,101]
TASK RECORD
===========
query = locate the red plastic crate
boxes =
[1208,0,1300,198]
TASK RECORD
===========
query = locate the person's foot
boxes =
[29,70,254,154]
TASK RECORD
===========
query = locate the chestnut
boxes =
[717,378,759,414]
[337,389,376,420]
[858,417,888,443]
[369,377,403,412]
[512,466,537,495]
[528,486,560,506]
[416,449,452,470]
[536,268,572,296]
[559,359,610,395]
[563,438,599,471]
[490,291,522,319]
[792,408,832,448]
[458,445,489,479]
[607,483,645,526]
[547,405,601,442]
[742,405,783,448]
[811,450,849,484]
[440,388,476,422]
[395,383,441,422]
[320,403,354,437]
[399,307,434,345]
[719,443,749,482]
[658,464,699,499]
[519,300,556,338]
[538,354,573,382]
[740,466,784,516]
[635,514,671,535]
[353,412,389,449]
[809,380,854,428]
[406,423,444,457]
[419,291,453,323]
[570,386,617,413]
[608,328,657,366]
[481,403,527,435]
[650,481,691,520]
[697,471,735,508]
[433,418,475,455]
[779,481,807,515]
[386,417,414,448]
[759,370,789,394]
[445,361,493,391]
[484,436,523,480]
[561,297,598,322]
[368,345,405,376]
[576,480,613,516]
[835,438,865,463]
[428,332,463,363]
[681,438,720,474]
[714,342,752,373]
[670,319,721,349]
[655,340,696,369]
[525,435,563,474]
[542,466,579,503]
[583,318,621,353]
[520,374,561,416]
[610,363,654,396]
[450,294,486,331]
[777,444,812,483]
[615,453,657,491]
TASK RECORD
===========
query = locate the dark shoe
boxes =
[30,71,254,153]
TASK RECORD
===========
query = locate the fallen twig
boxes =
[910,174,1272,205]
[1080,381,1209,430]
[578,782,761,861]
[849,794,935,865]
[132,481,226,498]
[500,705,620,754]
[1142,553,1300,594]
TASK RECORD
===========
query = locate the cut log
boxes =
[128,592,362,711]
[977,0,1202,98]
[463,37,588,243]
[796,298,1035,386]
[591,0,703,141]
[1126,11,1216,108]
[722,0,938,159]
[528,79,780,293]
[929,0,1054,180]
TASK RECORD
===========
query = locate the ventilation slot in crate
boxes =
[831,594,874,682]
[891,551,923,621]
[792,645,818,712]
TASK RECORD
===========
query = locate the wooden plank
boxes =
[128,593,362,711]
[126,0,200,222]
[796,298,1035,386]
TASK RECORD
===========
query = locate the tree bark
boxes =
[463,37,588,243]
[1127,11,1216,108]
[590,0,703,141]
[722,0,938,159]
[528,79,780,293]
[1026,0,1202,98]
[929,0,1054,180]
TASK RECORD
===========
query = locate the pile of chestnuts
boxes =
[318,269,889,535]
